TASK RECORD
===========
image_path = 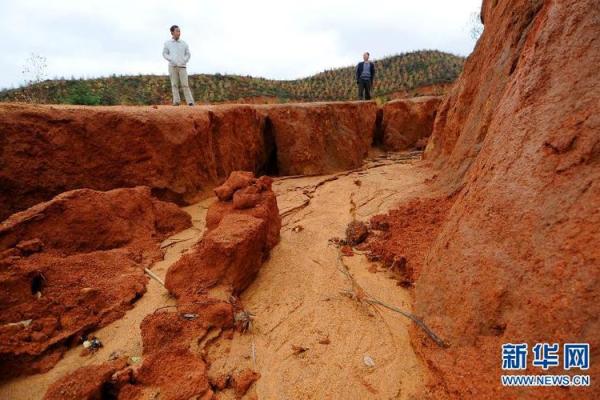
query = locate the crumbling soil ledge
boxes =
[0,186,191,379]
[43,172,281,399]
[0,101,378,221]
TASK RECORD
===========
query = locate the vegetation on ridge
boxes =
[1,50,463,105]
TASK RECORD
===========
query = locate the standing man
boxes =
[163,25,195,106]
[356,52,375,100]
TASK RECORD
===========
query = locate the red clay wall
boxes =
[381,96,442,151]
[0,101,377,221]
[416,0,600,398]
[257,101,377,175]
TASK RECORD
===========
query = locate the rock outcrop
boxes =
[166,172,280,304]
[0,187,191,379]
[381,96,442,151]
[415,0,600,398]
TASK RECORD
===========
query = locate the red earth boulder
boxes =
[213,171,256,201]
[232,368,261,398]
[381,96,442,151]
[165,213,268,303]
[207,173,280,250]
[168,172,281,301]
[117,347,212,400]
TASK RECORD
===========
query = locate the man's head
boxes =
[170,25,181,40]
[363,52,370,62]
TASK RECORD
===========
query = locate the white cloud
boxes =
[0,0,482,89]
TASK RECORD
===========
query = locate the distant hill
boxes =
[0,50,463,105]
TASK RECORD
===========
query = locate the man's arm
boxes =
[162,43,171,62]
[184,43,191,64]
[371,63,375,83]
[355,63,361,83]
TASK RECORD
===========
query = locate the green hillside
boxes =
[0,50,463,105]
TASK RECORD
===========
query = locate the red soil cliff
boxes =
[0,104,269,221]
[0,101,377,221]
[256,101,377,175]
[414,0,600,398]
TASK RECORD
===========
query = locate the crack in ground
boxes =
[277,152,422,224]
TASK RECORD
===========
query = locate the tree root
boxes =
[334,246,448,348]
[160,237,194,249]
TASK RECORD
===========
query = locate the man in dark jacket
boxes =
[356,52,375,100]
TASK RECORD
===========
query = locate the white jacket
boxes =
[163,39,191,67]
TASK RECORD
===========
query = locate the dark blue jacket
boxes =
[356,61,375,83]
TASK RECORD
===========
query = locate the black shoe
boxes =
[188,103,194,106]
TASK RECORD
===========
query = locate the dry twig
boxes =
[334,245,447,348]
[160,237,194,249]
[144,267,165,287]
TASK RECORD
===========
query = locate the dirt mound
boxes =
[45,172,280,399]
[411,0,600,398]
[0,187,191,379]
[256,101,377,175]
[0,101,378,221]
[381,96,442,151]
[207,174,280,250]
[364,196,454,287]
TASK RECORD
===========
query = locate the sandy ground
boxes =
[210,152,437,399]
[0,151,437,400]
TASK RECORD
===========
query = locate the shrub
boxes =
[65,82,101,105]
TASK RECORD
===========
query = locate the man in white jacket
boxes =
[163,25,195,106]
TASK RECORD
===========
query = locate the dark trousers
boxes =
[358,79,372,100]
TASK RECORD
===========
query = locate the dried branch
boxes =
[144,267,165,287]
[334,245,447,348]
[160,237,194,249]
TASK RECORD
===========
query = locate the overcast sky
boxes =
[0,0,482,90]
